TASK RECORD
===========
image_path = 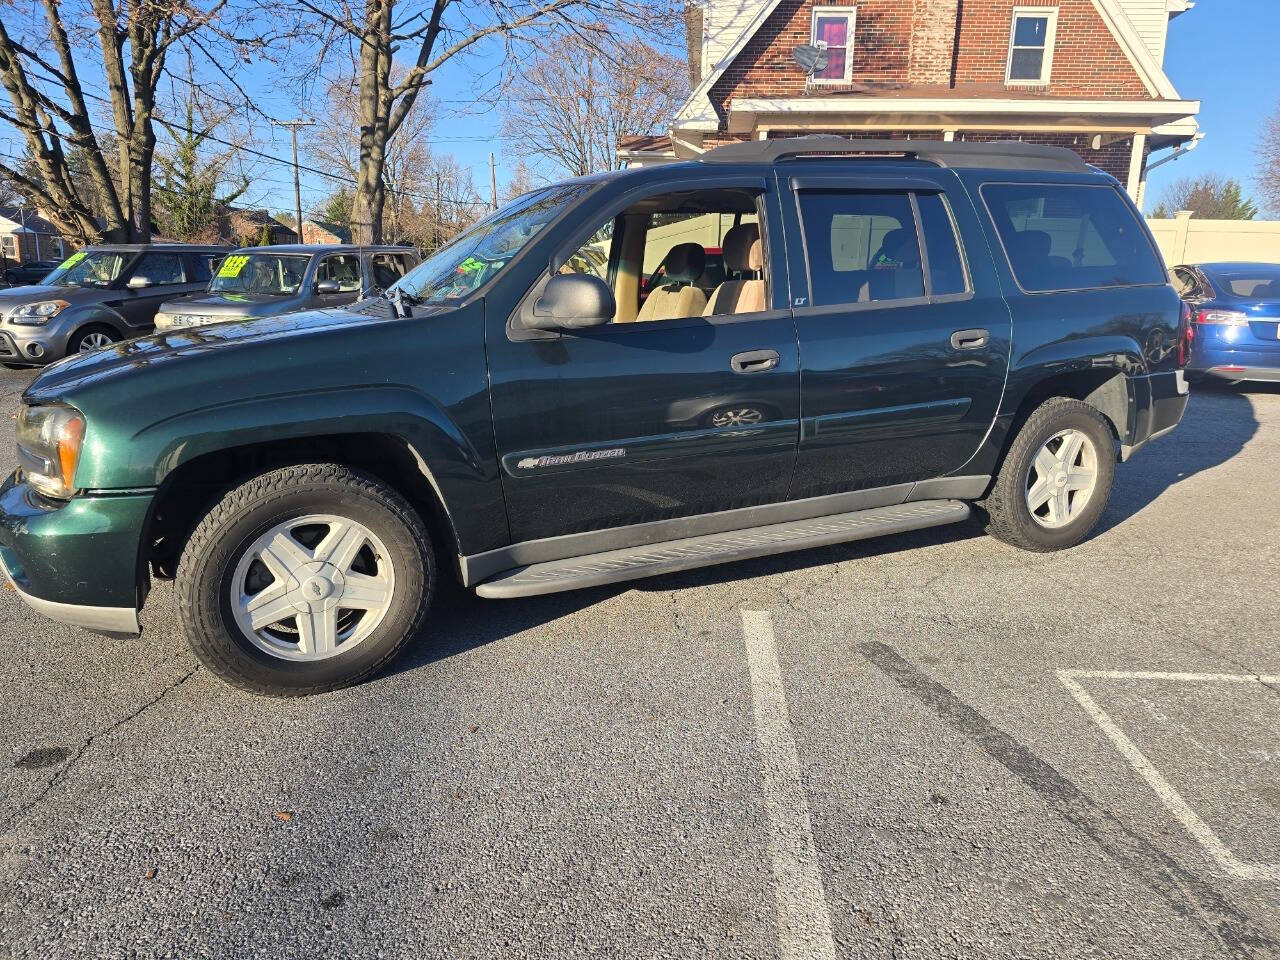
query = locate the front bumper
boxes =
[0,326,63,365]
[0,473,152,636]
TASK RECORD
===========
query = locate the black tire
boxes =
[982,397,1116,552]
[68,324,118,355]
[176,463,434,696]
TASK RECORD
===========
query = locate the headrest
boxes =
[1017,230,1053,259]
[873,228,917,267]
[722,223,763,272]
[663,243,706,285]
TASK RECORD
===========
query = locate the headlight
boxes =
[8,300,70,325]
[16,404,86,499]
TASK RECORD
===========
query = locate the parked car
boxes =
[0,137,1190,695]
[0,244,228,366]
[153,245,420,330]
[1173,262,1280,384]
[2,259,61,287]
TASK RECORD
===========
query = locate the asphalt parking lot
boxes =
[0,367,1277,959]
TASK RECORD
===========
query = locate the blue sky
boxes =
[3,0,1276,218]
[1147,0,1280,210]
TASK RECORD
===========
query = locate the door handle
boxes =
[730,349,781,374]
[950,328,989,350]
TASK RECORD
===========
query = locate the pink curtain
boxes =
[815,17,848,79]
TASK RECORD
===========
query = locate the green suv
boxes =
[0,139,1190,695]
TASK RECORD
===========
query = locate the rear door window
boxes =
[916,193,968,296]
[370,253,408,290]
[981,183,1164,292]
[797,191,924,306]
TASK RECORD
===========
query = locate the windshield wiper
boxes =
[387,286,423,319]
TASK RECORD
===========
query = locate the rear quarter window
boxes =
[981,183,1164,293]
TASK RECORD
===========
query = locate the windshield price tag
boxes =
[217,255,251,278]
[59,251,86,269]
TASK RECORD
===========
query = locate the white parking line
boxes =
[741,610,838,960]
[1058,668,1280,882]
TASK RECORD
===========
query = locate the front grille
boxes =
[0,334,18,359]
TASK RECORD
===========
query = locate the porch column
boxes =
[1126,133,1147,208]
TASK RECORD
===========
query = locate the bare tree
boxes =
[288,0,679,243]
[502,157,537,201]
[1151,174,1259,220]
[307,69,434,243]
[0,0,264,242]
[1260,100,1280,215]
[502,34,687,177]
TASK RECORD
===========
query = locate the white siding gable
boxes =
[1114,0,1172,65]
[701,0,770,81]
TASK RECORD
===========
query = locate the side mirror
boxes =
[126,275,152,290]
[315,279,341,295]
[525,273,615,331]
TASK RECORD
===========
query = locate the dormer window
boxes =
[810,7,857,84]
[1006,7,1058,86]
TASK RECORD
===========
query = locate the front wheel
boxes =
[69,326,118,354]
[983,397,1116,552]
[177,463,434,695]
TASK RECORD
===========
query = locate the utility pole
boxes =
[489,152,498,212]
[273,118,314,243]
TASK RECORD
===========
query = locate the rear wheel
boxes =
[177,463,434,695]
[983,397,1115,552]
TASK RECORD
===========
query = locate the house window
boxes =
[1006,7,1058,85]
[810,7,856,84]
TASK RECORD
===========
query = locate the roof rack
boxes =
[699,136,1091,173]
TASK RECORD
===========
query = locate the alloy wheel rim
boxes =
[80,332,113,351]
[711,407,764,427]
[229,514,396,661]
[1025,428,1098,529]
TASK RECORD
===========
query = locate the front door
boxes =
[117,251,191,330]
[486,182,800,544]
[782,169,1011,498]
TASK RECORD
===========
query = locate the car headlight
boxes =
[16,403,86,499]
[8,300,70,325]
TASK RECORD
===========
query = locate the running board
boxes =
[474,499,971,599]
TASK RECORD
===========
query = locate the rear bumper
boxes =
[1193,365,1280,383]
[1120,369,1189,460]
[0,473,151,636]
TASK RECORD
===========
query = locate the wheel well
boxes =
[69,320,122,344]
[992,369,1128,476]
[144,433,459,582]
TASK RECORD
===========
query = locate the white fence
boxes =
[1146,212,1280,267]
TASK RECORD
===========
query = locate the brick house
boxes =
[621,0,1199,209]
[0,207,70,264]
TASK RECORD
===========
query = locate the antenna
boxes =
[791,44,829,77]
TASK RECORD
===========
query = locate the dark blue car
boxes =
[1174,262,1280,384]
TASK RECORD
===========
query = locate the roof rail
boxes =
[699,136,1091,173]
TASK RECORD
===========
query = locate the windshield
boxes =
[42,250,130,288]
[390,183,591,303]
[1215,266,1280,299]
[209,253,311,295]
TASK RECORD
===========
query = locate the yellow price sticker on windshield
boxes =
[217,254,251,278]
[59,251,86,269]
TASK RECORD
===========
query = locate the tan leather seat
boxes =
[634,243,708,323]
[704,223,765,316]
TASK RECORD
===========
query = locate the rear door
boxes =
[485,175,801,544]
[782,167,1011,498]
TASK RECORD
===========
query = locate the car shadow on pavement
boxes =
[1094,383,1259,537]
[390,519,991,675]
[392,384,1263,674]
